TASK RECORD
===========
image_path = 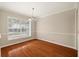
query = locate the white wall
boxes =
[0,10,36,48]
[37,9,76,49]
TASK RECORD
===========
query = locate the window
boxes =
[7,17,31,40]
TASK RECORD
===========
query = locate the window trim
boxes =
[7,16,32,40]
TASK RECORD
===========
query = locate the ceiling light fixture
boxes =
[29,8,35,21]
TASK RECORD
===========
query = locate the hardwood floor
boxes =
[1,39,77,57]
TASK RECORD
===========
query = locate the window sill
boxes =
[8,34,31,40]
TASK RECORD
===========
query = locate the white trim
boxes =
[37,32,75,36]
[7,16,32,40]
[29,18,32,36]
[38,38,76,50]
[8,34,30,40]
[37,32,76,49]
[0,38,32,48]
[74,7,78,50]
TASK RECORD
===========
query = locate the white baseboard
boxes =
[38,38,77,50]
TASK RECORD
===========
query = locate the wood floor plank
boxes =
[1,39,77,57]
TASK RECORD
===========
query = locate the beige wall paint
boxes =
[0,10,36,48]
[37,9,76,49]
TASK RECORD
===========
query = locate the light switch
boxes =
[0,34,1,39]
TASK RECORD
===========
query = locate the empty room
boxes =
[0,2,78,57]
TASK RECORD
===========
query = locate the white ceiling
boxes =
[0,2,75,18]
